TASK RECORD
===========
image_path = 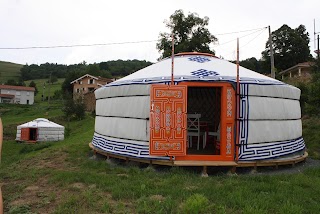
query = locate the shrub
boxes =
[180,194,210,214]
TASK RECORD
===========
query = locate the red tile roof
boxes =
[0,85,35,91]
[0,94,15,98]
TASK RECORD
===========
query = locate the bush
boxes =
[180,194,210,214]
[62,95,86,121]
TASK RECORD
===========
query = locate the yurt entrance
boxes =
[150,82,236,161]
[20,128,38,142]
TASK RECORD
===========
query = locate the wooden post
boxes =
[171,34,175,85]
[235,38,240,161]
[201,166,208,177]
[268,26,275,78]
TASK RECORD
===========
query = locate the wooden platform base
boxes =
[89,143,308,169]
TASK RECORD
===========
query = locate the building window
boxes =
[88,87,95,92]
[76,88,80,93]
[27,92,30,96]
[3,98,11,103]
[89,79,94,84]
[80,81,82,84]
[16,91,21,96]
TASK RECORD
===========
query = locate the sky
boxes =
[0,0,319,65]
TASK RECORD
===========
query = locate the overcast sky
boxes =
[1,0,319,65]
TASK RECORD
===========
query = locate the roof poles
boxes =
[236,38,240,161]
[171,33,175,85]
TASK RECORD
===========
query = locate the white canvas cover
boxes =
[92,53,305,161]
[16,118,64,142]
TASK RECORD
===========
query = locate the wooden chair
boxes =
[187,114,206,150]
[208,123,220,154]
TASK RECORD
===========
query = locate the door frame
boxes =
[175,82,236,161]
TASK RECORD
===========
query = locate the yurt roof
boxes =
[18,118,64,128]
[108,53,283,87]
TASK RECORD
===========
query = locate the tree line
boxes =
[20,59,152,81]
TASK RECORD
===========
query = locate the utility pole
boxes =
[48,72,51,107]
[317,34,320,59]
[268,26,275,78]
[42,82,45,101]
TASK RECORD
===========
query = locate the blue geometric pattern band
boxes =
[92,133,170,160]
[238,137,305,161]
[188,56,211,63]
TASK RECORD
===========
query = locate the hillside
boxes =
[0,61,23,83]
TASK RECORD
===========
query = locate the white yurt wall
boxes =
[237,84,304,160]
[93,84,166,159]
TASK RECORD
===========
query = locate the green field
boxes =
[0,61,23,83]
[1,82,320,213]
[25,78,65,103]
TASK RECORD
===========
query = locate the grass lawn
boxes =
[1,102,320,213]
[0,61,23,84]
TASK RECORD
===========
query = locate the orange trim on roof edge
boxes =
[175,52,218,58]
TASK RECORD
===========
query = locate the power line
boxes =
[0,27,268,50]
[214,26,267,36]
[214,28,267,47]
[240,28,267,48]
[0,40,158,50]
[218,28,268,59]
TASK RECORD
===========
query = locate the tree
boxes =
[156,9,217,59]
[305,58,320,116]
[48,75,58,84]
[5,79,17,85]
[261,24,311,72]
[62,95,86,121]
[29,81,38,96]
[86,64,101,76]
[61,69,82,96]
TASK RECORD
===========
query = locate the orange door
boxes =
[150,85,187,156]
[20,128,30,141]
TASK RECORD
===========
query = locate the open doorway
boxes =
[29,128,37,141]
[187,87,221,155]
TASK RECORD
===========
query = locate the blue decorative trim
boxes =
[92,134,170,160]
[106,75,285,88]
[238,84,249,157]
[191,69,219,77]
[188,56,211,63]
[238,137,306,161]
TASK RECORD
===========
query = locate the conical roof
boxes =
[17,118,64,128]
[109,53,283,86]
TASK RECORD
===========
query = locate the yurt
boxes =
[16,118,64,142]
[90,52,307,168]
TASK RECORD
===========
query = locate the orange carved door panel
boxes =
[150,85,187,156]
[221,86,235,160]
[20,128,30,141]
